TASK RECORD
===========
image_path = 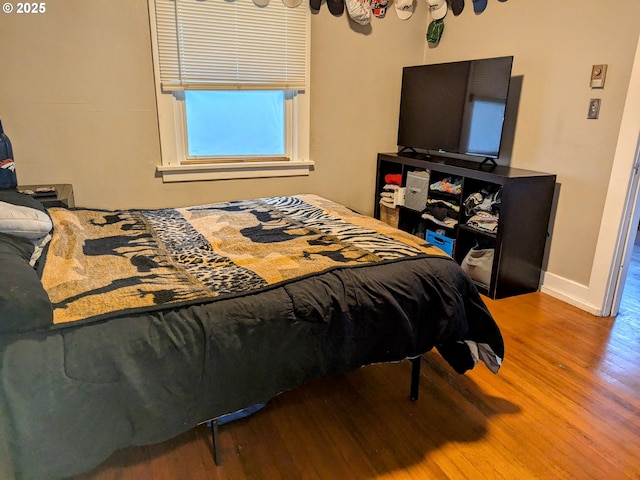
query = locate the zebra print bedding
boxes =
[42,194,449,327]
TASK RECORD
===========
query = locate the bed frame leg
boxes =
[410,356,421,401]
[210,419,221,466]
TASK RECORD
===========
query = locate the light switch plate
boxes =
[587,98,601,119]
[590,64,607,88]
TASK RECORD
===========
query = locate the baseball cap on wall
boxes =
[346,0,372,24]
[327,0,345,15]
[472,0,487,13]
[371,0,388,18]
[395,0,414,20]
[426,0,447,20]
[448,0,464,15]
[426,18,444,44]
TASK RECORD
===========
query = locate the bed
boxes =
[0,190,504,480]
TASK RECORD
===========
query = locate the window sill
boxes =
[156,160,315,182]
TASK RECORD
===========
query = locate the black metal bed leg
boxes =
[410,356,421,401]
[210,419,221,466]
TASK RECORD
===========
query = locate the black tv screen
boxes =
[397,56,514,159]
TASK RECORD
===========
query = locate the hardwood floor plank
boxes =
[67,290,640,479]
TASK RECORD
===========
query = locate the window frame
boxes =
[147,0,313,182]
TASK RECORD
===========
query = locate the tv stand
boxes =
[374,152,556,299]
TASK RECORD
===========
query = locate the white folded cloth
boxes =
[379,186,405,207]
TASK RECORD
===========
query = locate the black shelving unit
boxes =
[375,152,556,299]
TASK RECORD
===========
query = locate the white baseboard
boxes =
[540,272,603,316]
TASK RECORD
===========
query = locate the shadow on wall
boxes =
[495,74,522,168]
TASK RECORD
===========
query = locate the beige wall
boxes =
[0,0,425,211]
[1,0,639,294]
[420,0,640,288]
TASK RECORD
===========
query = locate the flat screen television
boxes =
[397,56,514,162]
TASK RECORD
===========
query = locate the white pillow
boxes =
[0,201,53,239]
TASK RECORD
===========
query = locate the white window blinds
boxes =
[153,0,309,91]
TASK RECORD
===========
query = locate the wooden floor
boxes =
[70,259,640,479]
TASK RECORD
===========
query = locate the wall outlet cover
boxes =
[587,98,601,119]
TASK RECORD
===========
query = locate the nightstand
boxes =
[17,184,75,208]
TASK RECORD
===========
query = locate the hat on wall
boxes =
[371,0,388,18]
[308,0,320,9]
[253,0,269,6]
[448,0,464,15]
[327,0,345,15]
[346,0,371,24]
[472,0,486,14]
[426,0,447,20]
[426,18,444,44]
[394,0,414,20]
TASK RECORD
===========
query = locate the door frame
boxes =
[588,33,640,317]
[608,137,640,316]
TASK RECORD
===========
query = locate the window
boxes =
[185,91,285,158]
[147,0,312,182]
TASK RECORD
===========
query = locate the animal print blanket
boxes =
[41,194,448,326]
